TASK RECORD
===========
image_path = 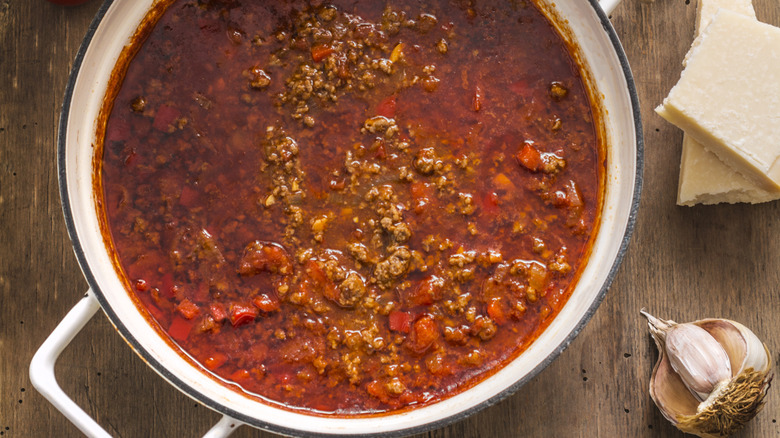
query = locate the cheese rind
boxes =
[658,11,780,194]
[676,0,774,206]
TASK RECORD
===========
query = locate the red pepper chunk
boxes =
[238,241,293,276]
[230,369,251,381]
[487,297,509,325]
[388,311,412,333]
[209,303,227,322]
[481,192,500,215]
[407,315,439,354]
[253,294,280,313]
[405,275,444,306]
[168,316,193,342]
[410,182,432,214]
[311,44,334,62]
[229,304,258,327]
[204,352,228,371]
[377,95,397,118]
[304,260,340,304]
[517,142,541,172]
[176,298,200,320]
[134,279,149,292]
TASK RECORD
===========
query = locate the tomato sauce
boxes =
[99,0,603,414]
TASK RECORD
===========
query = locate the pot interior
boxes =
[59,0,640,434]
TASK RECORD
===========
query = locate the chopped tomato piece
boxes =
[176,298,200,320]
[229,303,258,327]
[376,95,397,118]
[374,143,387,160]
[179,186,199,208]
[388,311,412,333]
[204,352,228,370]
[481,191,500,215]
[304,259,339,302]
[230,369,251,381]
[516,142,541,172]
[238,241,293,275]
[134,279,149,292]
[311,44,335,62]
[407,314,439,354]
[410,182,432,214]
[152,104,180,132]
[253,294,280,313]
[405,276,444,306]
[366,380,389,403]
[492,173,515,192]
[487,297,509,325]
[168,316,193,342]
[209,303,227,322]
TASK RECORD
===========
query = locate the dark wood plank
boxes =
[1,0,778,436]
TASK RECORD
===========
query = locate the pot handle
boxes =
[598,0,622,15]
[29,290,110,437]
[203,415,243,438]
[30,290,242,437]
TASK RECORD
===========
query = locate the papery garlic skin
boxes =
[665,323,732,402]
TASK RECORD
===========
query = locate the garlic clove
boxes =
[665,323,732,401]
[642,311,774,438]
[696,319,747,376]
[700,319,770,375]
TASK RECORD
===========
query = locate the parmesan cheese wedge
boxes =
[696,0,755,35]
[675,0,778,205]
[657,10,780,195]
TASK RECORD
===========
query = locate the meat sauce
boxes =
[99,0,604,414]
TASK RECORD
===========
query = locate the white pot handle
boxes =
[599,0,623,15]
[29,289,243,437]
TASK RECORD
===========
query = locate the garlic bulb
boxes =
[641,310,773,438]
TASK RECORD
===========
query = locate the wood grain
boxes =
[1,0,778,436]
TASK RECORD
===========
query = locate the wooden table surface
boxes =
[2,0,779,436]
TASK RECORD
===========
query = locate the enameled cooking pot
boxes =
[31,0,642,436]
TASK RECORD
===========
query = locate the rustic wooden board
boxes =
[1,0,778,436]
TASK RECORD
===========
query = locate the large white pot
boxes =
[33,0,642,436]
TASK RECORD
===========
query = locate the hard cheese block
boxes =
[696,0,755,35]
[658,10,780,195]
[676,0,777,205]
[678,136,780,205]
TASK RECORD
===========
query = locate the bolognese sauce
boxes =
[99,0,604,414]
